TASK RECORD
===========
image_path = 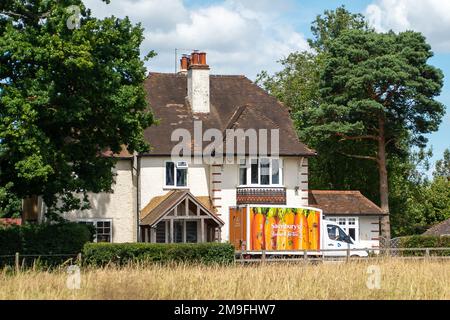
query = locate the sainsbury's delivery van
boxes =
[229,205,368,257]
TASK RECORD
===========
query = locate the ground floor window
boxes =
[78,219,112,243]
[148,219,219,243]
[155,221,168,243]
[325,217,359,242]
[154,220,199,243]
[186,221,198,243]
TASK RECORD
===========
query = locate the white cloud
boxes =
[83,0,309,79]
[366,0,450,52]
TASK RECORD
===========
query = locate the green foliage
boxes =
[309,5,370,52]
[398,235,450,256]
[257,6,447,238]
[317,29,444,147]
[0,222,93,265]
[0,1,154,217]
[0,182,21,218]
[256,7,381,201]
[421,177,450,223]
[256,52,321,120]
[82,242,236,266]
[390,150,450,236]
[434,149,450,179]
[0,224,22,255]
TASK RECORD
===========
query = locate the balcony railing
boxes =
[236,187,286,205]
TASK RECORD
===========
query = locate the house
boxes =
[308,190,386,248]
[423,218,450,236]
[30,51,383,248]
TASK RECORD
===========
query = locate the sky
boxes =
[83,0,450,171]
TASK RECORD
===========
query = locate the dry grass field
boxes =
[0,258,449,300]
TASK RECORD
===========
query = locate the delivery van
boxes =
[229,205,369,257]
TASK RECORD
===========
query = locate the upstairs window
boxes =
[239,159,247,185]
[165,161,188,187]
[239,158,282,186]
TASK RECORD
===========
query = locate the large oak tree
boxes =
[0,0,154,218]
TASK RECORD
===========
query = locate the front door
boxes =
[229,206,247,250]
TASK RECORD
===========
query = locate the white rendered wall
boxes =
[359,216,381,248]
[139,157,210,211]
[215,156,308,241]
[62,160,137,243]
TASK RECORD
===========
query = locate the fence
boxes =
[0,253,81,270]
[1,247,449,269]
[235,247,450,263]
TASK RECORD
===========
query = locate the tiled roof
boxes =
[309,190,386,216]
[139,190,224,227]
[142,73,316,157]
[423,219,450,236]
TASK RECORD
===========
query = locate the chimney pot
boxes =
[180,55,189,73]
[199,52,207,65]
[191,51,200,65]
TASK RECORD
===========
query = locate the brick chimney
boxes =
[187,51,210,113]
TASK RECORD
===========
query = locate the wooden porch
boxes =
[140,190,223,243]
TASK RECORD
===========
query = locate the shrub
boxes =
[397,235,450,256]
[0,222,94,266]
[82,242,235,266]
[0,225,22,255]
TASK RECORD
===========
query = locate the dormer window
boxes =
[165,161,188,187]
[239,158,283,186]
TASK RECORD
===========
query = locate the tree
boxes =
[0,0,154,218]
[434,149,450,180]
[257,7,381,203]
[315,29,444,239]
[421,149,450,226]
[308,5,369,52]
[257,7,446,241]
[422,176,450,224]
[0,183,22,218]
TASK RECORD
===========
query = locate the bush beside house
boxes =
[0,223,94,265]
[82,242,235,266]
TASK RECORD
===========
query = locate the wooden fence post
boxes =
[15,252,19,273]
[261,250,266,265]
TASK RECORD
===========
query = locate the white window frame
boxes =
[164,160,189,189]
[77,218,112,243]
[325,216,359,242]
[238,157,283,187]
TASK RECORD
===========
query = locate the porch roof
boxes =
[140,190,224,227]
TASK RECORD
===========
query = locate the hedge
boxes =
[82,242,235,266]
[397,235,450,256]
[0,222,94,266]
